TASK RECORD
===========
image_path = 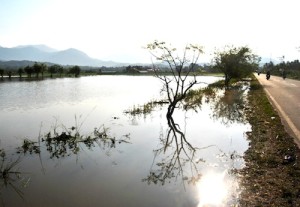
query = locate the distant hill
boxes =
[15,44,58,53]
[0,60,36,69]
[0,45,123,67]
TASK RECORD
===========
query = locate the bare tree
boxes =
[146,41,204,117]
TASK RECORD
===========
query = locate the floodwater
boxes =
[0,75,250,207]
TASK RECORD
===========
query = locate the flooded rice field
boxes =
[0,75,250,207]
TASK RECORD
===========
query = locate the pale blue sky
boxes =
[0,0,299,63]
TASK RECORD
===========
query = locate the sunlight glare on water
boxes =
[197,170,237,207]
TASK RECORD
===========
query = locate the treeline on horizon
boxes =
[1,58,300,80]
[0,60,215,79]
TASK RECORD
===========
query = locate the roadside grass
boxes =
[239,74,300,206]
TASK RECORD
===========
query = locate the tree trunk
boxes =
[225,74,230,87]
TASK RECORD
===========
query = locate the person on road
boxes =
[282,69,286,79]
[266,70,271,80]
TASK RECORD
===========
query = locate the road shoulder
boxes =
[238,75,300,206]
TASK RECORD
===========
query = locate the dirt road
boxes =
[255,73,300,146]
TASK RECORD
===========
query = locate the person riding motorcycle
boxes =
[266,71,271,80]
[282,69,286,79]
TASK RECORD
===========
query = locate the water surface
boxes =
[0,76,250,206]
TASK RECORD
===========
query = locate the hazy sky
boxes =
[1,0,299,63]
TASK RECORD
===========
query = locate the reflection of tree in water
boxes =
[209,83,249,125]
[185,82,249,125]
[142,115,211,186]
[142,82,249,186]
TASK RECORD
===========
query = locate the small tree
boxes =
[69,65,81,77]
[48,64,63,78]
[33,62,42,78]
[40,63,47,78]
[146,41,204,117]
[213,46,260,86]
[0,69,4,78]
[48,65,57,78]
[7,71,12,79]
[58,66,64,77]
[24,65,33,78]
[18,68,24,78]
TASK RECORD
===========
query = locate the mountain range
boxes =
[0,45,123,67]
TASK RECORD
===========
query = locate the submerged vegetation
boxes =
[0,149,29,201]
[17,123,131,159]
[0,118,132,203]
[124,100,168,116]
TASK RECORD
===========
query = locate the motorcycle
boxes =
[282,72,286,80]
[266,73,270,80]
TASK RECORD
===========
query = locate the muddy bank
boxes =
[239,76,300,206]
